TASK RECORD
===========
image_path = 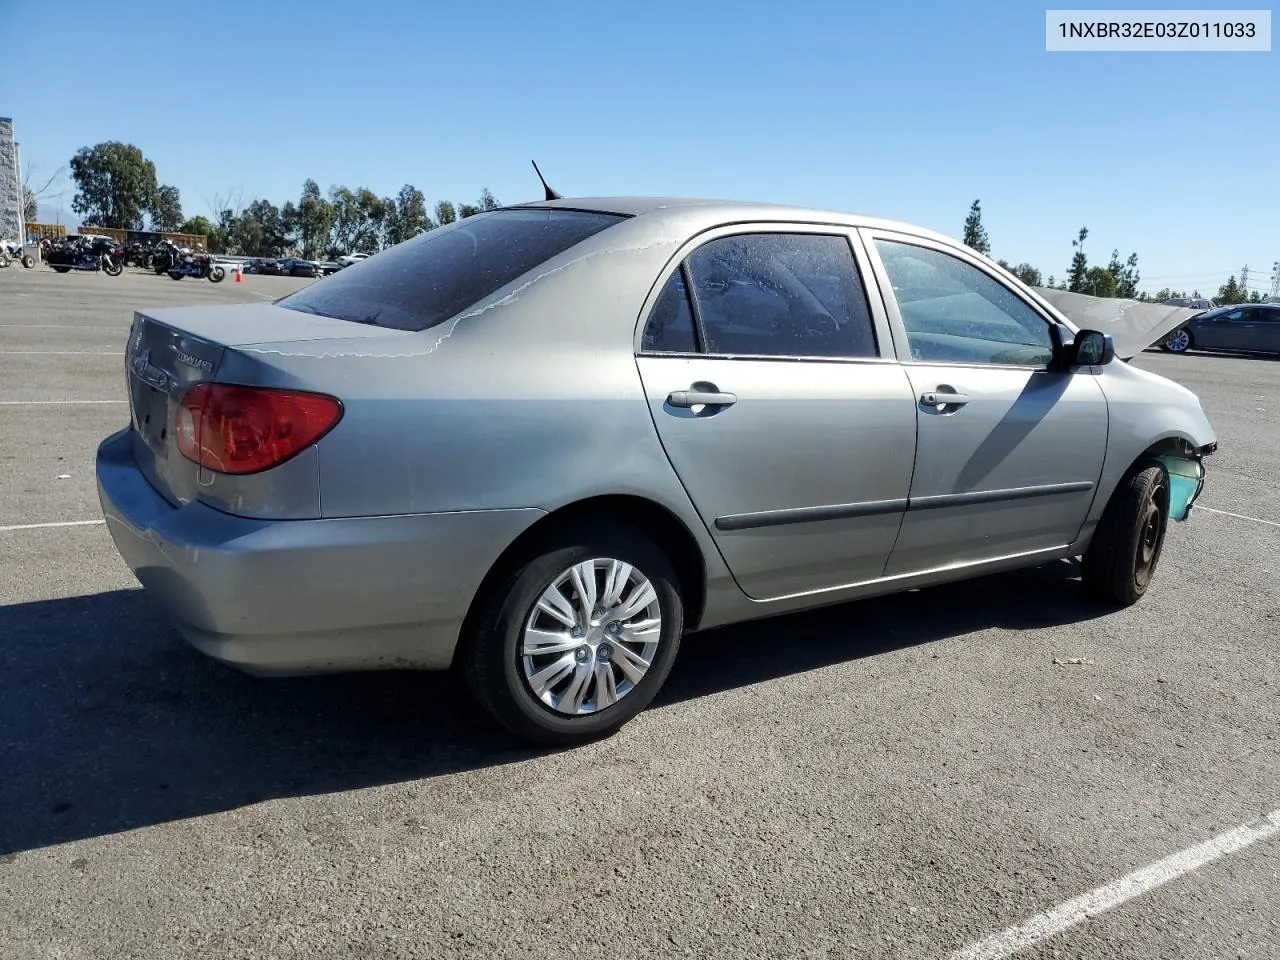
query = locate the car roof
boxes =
[509,196,956,243]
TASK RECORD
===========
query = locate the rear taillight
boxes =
[176,383,343,475]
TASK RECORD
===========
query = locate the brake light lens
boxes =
[176,383,343,475]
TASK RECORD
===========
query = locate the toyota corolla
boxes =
[97,197,1217,744]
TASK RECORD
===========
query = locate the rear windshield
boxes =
[277,208,626,331]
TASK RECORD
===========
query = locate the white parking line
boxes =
[0,519,105,533]
[0,399,127,405]
[0,323,130,328]
[1198,505,1280,528]
[950,808,1280,960]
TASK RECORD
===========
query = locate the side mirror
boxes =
[1072,329,1115,366]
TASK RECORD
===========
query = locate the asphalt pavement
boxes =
[1,267,1276,959]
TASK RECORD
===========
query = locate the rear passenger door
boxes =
[1255,307,1280,353]
[635,227,919,601]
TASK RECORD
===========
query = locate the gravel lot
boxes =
[1,267,1276,959]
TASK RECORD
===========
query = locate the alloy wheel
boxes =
[521,558,663,716]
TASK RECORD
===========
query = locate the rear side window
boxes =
[641,232,877,359]
[279,209,626,331]
[641,269,698,353]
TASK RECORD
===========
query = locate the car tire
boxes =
[1163,329,1193,353]
[462,523,685,746]
[1081,463,1169,606]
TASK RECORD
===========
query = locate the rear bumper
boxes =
[96,428,544,676]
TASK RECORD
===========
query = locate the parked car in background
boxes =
[1162,297,1216,311]
[241,258,266,274]
[1163,302,1280,354]
[253,258,285,276]
[315,260,342,276]
[97,197,1217,745]
[278,257,321,278]
[336,253,369,268]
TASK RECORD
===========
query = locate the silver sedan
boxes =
[97,197,1217,744]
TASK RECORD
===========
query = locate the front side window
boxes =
[677,233,878,359]
[279,209,626,332]
[875,240,1054,366]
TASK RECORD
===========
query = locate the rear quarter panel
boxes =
[225,213,742,623]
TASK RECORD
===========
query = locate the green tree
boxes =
[435,200,457,225]
[1010,263,1042,287]
[457,202,482,219]
[962,199,990,255]
[1046,274,1055,288]
[1066,227,1089,292]
[328,186,362,254]
[479,187,500,211]
[327,186,391,254]
[228,199,287,256]
[1083,265,1117,298]
[69,142,158,229]
[179,215,213,235]
[296,180,335,259]
[150,184,184,232]
[1118,252,1140,299]
[1103,248,1140,299]
[357,188,393,252]
[281,201,300,252]
[179,214,226,253]
[1216,275,1249,304]
[387,184,431,245]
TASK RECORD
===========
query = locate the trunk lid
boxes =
[125,302,410,506]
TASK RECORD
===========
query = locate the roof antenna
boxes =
[531,160,563,201]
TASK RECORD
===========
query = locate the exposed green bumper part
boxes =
[1160,455,1205,522]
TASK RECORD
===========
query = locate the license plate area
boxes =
[131,377,171,453]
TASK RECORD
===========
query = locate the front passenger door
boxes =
[1196,307,1250,350]
[865,235,1109,577]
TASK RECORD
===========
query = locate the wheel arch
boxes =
[1111,433,1201,494]
[457,494,709,664]
[1074,430,1207,555]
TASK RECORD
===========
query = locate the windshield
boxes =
[278,208,626,331]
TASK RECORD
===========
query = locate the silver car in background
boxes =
[97,198,1217,744]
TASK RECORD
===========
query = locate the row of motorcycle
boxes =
[3,236,227,282]
[0,239,37,269]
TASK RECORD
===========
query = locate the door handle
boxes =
[667,388,738,408]
[920,390,971,407]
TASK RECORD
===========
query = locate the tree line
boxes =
[66,140,499,259]
[962,200,1267,306]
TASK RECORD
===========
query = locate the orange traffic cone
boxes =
[235,266,242,283]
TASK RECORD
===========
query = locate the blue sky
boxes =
[7,0,1277,295]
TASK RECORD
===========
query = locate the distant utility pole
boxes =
[1241,264,1249,293]
[1272,261,1280,298]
